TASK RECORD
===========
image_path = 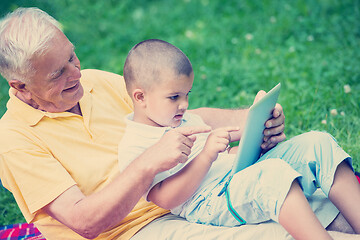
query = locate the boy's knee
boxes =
[296,131,335,146]
[259,158,294,174]
[263,158,287,166]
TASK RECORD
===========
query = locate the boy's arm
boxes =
[147,151,213,210]
[147,127,238,210]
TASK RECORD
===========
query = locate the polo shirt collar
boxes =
[6,80,94,127]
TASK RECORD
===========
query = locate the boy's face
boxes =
[142,70,194,128]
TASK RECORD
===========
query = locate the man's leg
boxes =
[327,213,355,234]
[131,214,360,240]
[130,214,291,240]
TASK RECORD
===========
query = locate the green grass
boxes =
[0,187,25,225]
[0,0,359,226]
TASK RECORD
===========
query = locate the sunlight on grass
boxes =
[0,0,359,225]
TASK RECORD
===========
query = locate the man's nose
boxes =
[67,62,81,81]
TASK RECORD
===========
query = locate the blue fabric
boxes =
[176,131,351,226]
[259,131,352,196]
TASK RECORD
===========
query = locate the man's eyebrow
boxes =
[49,44,76,79]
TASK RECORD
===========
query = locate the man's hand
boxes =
[202,126,240,162]
[143,126,211,173]
[252,90,286,151]
[262,103,286,150]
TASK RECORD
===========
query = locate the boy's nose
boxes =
[179,100,189,110]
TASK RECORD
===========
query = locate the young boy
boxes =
[118,39,360,239]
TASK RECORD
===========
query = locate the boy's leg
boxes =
[260,131,352,197]
[260,131,358,234]
[279,180,332,240]
[177,158,300,227]
[328,161,360,233]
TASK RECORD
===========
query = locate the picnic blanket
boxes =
[1,174,360,240]
[0,223,44,240]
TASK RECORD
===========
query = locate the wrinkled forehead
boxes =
[29,30,74,79]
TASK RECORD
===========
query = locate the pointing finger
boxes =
[175,125,211,137]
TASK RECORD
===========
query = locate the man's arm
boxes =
[188,107,248,141]
[44,159,156,239]
[44,126,210,239]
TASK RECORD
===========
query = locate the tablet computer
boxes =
[231,83,281,175]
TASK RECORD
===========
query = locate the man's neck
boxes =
[66,103,82,116]
[14,90,82,116]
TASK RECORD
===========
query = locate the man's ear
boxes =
[133,89,146,106]
[9,79,31,100]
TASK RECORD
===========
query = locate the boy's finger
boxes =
[220,126,241,133]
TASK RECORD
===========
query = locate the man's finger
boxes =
[175,125,211,136]
[264,124,285,137]
[178,154,189,164]
[253,90,266,104]
[179,144,192,157]
[188,135,197,142]
[272,104,281,118]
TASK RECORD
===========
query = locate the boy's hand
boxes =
[146,126,211,173]
[202,126,240,162]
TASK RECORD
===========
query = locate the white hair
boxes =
[0,7,63,82]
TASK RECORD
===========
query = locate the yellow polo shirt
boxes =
[0,69,169,240]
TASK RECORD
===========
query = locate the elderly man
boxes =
[0,7,359,240]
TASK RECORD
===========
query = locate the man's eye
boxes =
[52,69,64,79]
[169,95,179,100]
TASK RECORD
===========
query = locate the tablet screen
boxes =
[231,83,281,174]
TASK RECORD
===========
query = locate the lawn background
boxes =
[1,0,359,226]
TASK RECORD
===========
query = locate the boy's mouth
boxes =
[174,114,183,120]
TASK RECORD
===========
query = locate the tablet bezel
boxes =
[231,83,281,174]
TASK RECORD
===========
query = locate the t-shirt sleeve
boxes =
[0,139,76,221]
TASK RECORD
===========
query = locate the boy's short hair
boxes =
[123,39,193,94]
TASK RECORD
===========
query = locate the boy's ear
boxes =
[133,89,146,106]
[9,79,32,100]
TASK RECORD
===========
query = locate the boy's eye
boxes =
[169,95,179,100]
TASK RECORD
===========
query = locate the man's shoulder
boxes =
[80,69,131,104]
[0,117,35,153]
[80,69,125,88]
[80,69,124,81]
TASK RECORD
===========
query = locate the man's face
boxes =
[23,29,84,113]
[142,69,194,128]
